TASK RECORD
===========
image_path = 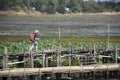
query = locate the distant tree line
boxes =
[0,0,120,14]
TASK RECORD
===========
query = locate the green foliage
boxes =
[33,0,48,13]
[0,39,120,68]
[57,5,66,14]
[50,55,57,67]
[22,6,28,12]
[115,6,120,12]
[62,57,69,66]
[0,0,120,14]
[67,0,82,13]
[13,6,22,12]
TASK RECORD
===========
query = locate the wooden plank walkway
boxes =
[0,63,120,77]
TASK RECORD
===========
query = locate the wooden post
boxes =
[30,51,34,68]
[107,65,109,80]
[118,64,120,79]
[39,68,42,80]
[93,65,96,80]
[42,51,45,67]
[93,43,96,58]
[2,47,8,80]
[105,42,108,51]
[3,47,8,70]
[45,57,48,67]
[57,49,60,67]
[29,49,35,79]
[51,67,54,80]
[59,51,62,66]
[58,27,61,40]
[23,49,26,68]
[107,24,110,50]
[115,45,118,63]
[69,56,71,66]
[69,47,72,66]
[68,66,71,79]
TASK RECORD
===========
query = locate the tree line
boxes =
[0,0,120,14]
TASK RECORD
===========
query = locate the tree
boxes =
[115,5,120,12]
[68,0,82,13]
[83,0,102,13]
[57,5,66,14]
[32,0,47,13]
[58,0,69,5]
[46,0,58,14]
[0,0,119,13]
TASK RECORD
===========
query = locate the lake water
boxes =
[0,14,120,37]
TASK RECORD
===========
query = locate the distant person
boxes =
[29,30,40,52]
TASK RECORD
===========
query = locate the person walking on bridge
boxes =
[29,30,39,52]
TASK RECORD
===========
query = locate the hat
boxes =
[34,30,39,33]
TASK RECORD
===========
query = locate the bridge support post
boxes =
[57,49,60,67]
[93,43,96,59]
[46,57,48,67]
[114,45,118,63]
[29,51,34,68]
[69,46,73,66]
[3,47,8,70]
[42,51,45,67]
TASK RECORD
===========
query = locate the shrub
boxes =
[14,6,21,12]
[22,6,28,12]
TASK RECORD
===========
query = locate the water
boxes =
[0,14,120,37]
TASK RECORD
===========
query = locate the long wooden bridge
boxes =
[0,45,120,80]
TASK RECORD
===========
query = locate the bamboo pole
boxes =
[42,51,45,67]
[115,45,118,63]
[69,47,72,66]
[39,68,42,80]
[93,43,96,59]
[30,51,34,68]
[46,57,48,67]
[57,49,60,67]
[107,24,110,50]
[51,67,54,80]
[58,27,61,40]
[3,47,8,70]
[107,65,109,80]
[2,47,8,80]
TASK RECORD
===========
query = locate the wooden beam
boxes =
[0,63,119,77]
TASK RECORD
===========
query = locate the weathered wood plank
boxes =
[0,63,119,77]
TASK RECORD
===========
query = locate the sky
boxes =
[84,0,120,2]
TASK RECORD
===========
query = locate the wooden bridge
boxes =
[0,45,120,80]
[0,63,120,77]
